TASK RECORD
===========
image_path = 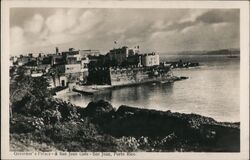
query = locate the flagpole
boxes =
[114,41,117,49]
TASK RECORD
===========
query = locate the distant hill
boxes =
[161,48,240,55]
[202,49,240,55]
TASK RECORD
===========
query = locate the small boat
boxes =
[160,80,172,84]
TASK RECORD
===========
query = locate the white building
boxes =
[65,64,82,74]
[53,75,68,87]
[141,52,160,67]
[79,50,100,57]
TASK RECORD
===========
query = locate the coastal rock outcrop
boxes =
[84,100,115,117]
[88,103,240,152]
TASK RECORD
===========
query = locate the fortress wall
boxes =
[109,67,166,86]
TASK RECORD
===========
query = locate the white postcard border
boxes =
[1,1,249,160]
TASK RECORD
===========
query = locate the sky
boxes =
[10,8,239,56]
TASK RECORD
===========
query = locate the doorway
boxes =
[61,80,65,87]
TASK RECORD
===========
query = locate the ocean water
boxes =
[59,54,240,122]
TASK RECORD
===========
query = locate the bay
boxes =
[58,54,240,122]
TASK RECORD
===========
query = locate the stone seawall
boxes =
[110,66,172,86]
[87,65,172,86]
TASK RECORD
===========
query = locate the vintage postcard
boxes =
[1,0,249,159]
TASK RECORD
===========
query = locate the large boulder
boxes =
[84,100,115,117]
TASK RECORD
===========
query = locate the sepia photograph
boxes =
[1,0,249,159]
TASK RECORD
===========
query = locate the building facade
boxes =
[107,46,140,65]
[141,52,160,67]
[79,50,100,57]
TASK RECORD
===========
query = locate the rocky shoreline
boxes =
[82,100,240,152]
[11,98,240,152]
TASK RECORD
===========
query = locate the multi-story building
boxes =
[51,54,64,66]
[51,48,92,87]
[141,52,160,67]
[127,54,142,67]
[79,49,100,57]
[107,46,140,65]
[16,55,36,66]
[61,48,79,56]
[81,57,89,72]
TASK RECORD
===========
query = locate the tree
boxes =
[10,67,51,117]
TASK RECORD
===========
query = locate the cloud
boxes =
[23,14,44,34]
[9,8,240,55]
[47,33,75,44]
[147,21,239,52]
[179,10,207,23]
[196,10,239,24]
[65,9,82,29]
[70,10,102,34]
[10,26,26,54]
[166,21,197,32]
[45,10,69,33]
